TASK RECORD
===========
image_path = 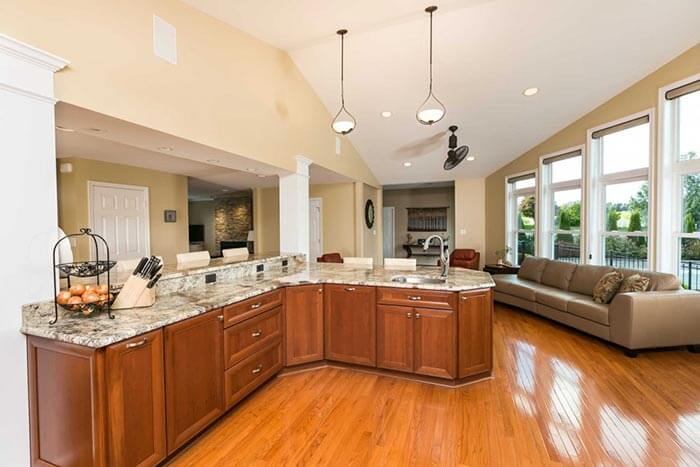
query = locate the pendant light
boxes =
[331,29,356,135]
[416,6,445,125]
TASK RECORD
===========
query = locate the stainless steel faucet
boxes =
[424,234,449,278]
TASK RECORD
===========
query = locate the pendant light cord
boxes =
[340,32,345,107]
[428,9,433,93]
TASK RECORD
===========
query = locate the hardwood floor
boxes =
[167,303,700,466]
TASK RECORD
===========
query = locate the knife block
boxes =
[111,275,156,310]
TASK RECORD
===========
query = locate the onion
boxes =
[69,284,86,296]
[82,292,100,304]
[67,296,83,305]
[96,284,109,295]
[56,291,72,305]
[84,284,98,292]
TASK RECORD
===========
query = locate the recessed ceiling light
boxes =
[466,155,476,161]
[403,161,412,167]
[158,146,173,152]
[523,87,539,97]
[55,125,75,132]
[381,111,392,118]
[206,159,221,163]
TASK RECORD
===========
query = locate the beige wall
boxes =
[2,0,379,188]
[310,183,356,258]
[455,178,486,268]
[57,157,189,263]
[383,186,455,265]
[485,43,700,264]
[188,200,215,255]
[253,187,280,254]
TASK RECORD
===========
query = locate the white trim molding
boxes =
[0,34,69,71]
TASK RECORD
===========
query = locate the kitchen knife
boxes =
[146,273,161,289]
[133,257,148,276]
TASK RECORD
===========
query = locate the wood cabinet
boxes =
[225,306,282,368]
[285,285,324,365]
[224,339,283,408]
[376,305,414,372]
[324,284,377,366]
[414,308,455,379]
[458,289,493,377]
[105,330,167,467]
[164,310,224,453]
[377,304,455,379]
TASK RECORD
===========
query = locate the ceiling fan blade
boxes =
[393,131,448,159]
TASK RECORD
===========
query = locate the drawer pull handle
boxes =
[415,313,421,319]
[217,315,224,322]
[406,312,413,318]
[251,364,263,374]
[408,296,422,301]
[318,288,323,293]
[126,338,147,349]
[250,303,262,309]
[345,287,356,292]
[251,330,263,338]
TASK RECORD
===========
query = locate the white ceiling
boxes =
[183,0,700,184]
[55,103,351,199]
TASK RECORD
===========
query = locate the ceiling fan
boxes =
[444,125,469,170]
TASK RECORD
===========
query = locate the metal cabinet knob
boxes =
[415,313,421,319]
[406,312,413,318]
[217,315,224,322]
[251,364,263,374]
[345,287,356,292]
[251,330,263,338]
[250,303,262,309]
[408,296,422,301]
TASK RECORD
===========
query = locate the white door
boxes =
[309,198,323,262]
[89,181,150,261]
[382,206,395,258]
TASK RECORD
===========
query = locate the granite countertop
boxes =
[22,262,495,348]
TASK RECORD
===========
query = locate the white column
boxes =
[0,34,68,465]
[279,156,312,258]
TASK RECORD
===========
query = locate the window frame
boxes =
[657,73,700,278]
[586,109,655,269]
[538,145,585,263]
[505,170,538,265]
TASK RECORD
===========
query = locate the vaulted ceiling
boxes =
[183,0,700,184]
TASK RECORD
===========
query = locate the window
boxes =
[539,148,583,263]
[659,76,700,289]
[588,113,651,269]
[506,172,536,265]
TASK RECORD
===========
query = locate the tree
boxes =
[684,213,696,234]
[558,201,581,228]
[629,183,649,227]
[606,210,620,232]
[557,209,574,244]
[518,195,535,229]
[628,210,642,232]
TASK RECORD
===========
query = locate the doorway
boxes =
[309,198,323,261]
[88,181,150,261]
[382,206,395,258]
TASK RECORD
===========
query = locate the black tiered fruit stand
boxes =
[51,228,116,324]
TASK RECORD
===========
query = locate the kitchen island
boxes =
[22,258,495,466]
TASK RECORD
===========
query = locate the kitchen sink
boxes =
[391,275,446,285]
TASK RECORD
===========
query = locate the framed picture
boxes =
[164,210,177,223]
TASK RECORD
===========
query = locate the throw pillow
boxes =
[617,274,650,293]
[592,271,624,304]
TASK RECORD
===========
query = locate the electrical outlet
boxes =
[282,259,288,267]
[256,264,264,273]
[205,273,216,284]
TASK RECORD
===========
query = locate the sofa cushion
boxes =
[592,271,624,304]
[493,275,538,301]
[517,256,549,283]
[567,297,610,325]
[617,274,650,293]
[569,264,614,296]
[540,261,577,290]
[535,287,577,311]
[616,268,680,291]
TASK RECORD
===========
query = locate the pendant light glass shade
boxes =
[416,6,445,126]
[331,29,356,135]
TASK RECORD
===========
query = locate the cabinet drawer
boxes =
[223,289,282,327]
[224,306,282,369]
[377,287,456,310]
[224,339,283,409]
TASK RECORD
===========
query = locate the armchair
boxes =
[443,249,480,270]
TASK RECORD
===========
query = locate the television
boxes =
[189,224,204,242]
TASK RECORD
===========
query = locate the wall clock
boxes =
[365,199,375,229]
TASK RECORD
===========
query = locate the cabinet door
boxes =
[324,284,376,366]
[164,310,224,453]
[458,289,493,377]
[377,305,414,372]
[106,329,166,467]
[285,285,324,365]
[414,308,456,379]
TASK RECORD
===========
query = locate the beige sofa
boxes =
[493,256,700,356]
